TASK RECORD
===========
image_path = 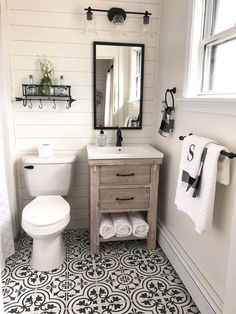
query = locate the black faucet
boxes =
[116,128,123,147]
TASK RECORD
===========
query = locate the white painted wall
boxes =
[154,0,236,312]
[7,0,161,229]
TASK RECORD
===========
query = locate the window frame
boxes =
[185,0,236,98]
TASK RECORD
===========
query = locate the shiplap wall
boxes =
[9,0,161,228]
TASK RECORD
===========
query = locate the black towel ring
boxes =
[164,87,176,109]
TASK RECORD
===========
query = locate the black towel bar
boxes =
[179,134,236,159]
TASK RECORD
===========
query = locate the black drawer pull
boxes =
[116,173,135,177]
[116,197,134,201]
[24,165,34,169]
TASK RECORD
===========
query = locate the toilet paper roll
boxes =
[38,144,54,157]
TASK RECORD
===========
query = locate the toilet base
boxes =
[30,234,65,271]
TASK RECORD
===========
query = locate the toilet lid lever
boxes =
[24,165,34,169]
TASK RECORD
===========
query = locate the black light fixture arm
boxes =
[84,7,109,13]
[84,7,152,17]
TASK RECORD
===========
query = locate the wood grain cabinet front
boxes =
[100,164,151,185]
[100,188,150,211]
[88,158,163,254]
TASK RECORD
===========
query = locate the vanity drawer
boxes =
[99,188,150,211]
[99,165,150,185]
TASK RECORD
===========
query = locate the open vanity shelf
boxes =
[88,155,163,254]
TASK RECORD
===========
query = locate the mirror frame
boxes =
[93,41,145,130]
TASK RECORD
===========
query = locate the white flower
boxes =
[39,55,54,78]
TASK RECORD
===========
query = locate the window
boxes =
[187,0,236,97]
[129,47,142,101]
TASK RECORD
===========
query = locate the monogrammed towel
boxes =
[175,135,230,233]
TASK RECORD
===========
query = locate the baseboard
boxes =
[157,222,223,314]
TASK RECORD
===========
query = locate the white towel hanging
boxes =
[175,136,230,233]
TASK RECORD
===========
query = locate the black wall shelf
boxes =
[15,84,76,109]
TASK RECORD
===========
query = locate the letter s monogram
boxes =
[187,144,195,162]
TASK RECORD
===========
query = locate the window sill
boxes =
[177,97,236,116]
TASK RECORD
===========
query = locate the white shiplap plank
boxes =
[10,26,158,47]
[13,70,92,86]
[13,70,154,88]
[15,125,153,139]
[12,41,158,61]
[10,10,160,33]
[14,99,93,113]
[16,136,153,151]
[15,112,92,125]
[10,0,160,18]
[12,56,157,76]
[12,41,92,58]
[15,111,152,126]
[12,56,92,72]
[14,99,154,114]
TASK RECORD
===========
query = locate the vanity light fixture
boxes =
[84,6,152,28]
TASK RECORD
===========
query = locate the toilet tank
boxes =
[22,155,76,197]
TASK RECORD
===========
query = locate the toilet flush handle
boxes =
[24,165,34,169]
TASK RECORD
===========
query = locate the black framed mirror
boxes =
[93,41,145,129]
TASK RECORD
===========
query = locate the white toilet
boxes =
[21,155,76,271]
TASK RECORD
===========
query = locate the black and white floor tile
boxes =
[1,229,200,314]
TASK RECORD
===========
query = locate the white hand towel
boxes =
[180,135,216,178]
[175,142,230,233]
[99,214,115,239]
[128,212,149,238]
[111,213,132,237]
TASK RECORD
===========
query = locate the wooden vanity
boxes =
[87,144,163,254]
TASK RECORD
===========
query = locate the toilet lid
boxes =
[22,195,70,227]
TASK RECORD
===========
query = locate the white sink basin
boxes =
[86,144,164,160]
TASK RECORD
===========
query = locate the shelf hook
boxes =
[38,99,43,109]
[66,100,71,109]
[28,99,33,109]
[52,99,56,109]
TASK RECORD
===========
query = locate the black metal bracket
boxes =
[179,134,236,159]
[163,87,176,109]
[84,6,151,19]
[15,84,76,109]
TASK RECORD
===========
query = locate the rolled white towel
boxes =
[128,212,149,238]
[111,213,132,237]
[99,214,115,239]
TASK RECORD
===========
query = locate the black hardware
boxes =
[39,99,43,109]
[108,8,126,22]
[164,87,176,109]
[52,100,56,109]
[15,84,76,110]
[116,173,135,177]
[116,197,134,201]
[84,7,151,20]
[28,100,33,109]
[179,133,193,141]
[179,134,236,159]
[116,128,123,147]
[24,165,34,169]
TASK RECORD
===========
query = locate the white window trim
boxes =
[182,0,236,115]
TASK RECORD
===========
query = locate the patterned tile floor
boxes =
[1,229,200,314]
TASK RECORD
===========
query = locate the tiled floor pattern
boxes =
[2,229,200,313]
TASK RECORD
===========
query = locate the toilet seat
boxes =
[22,195,70,227]
[22,195,70,239]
